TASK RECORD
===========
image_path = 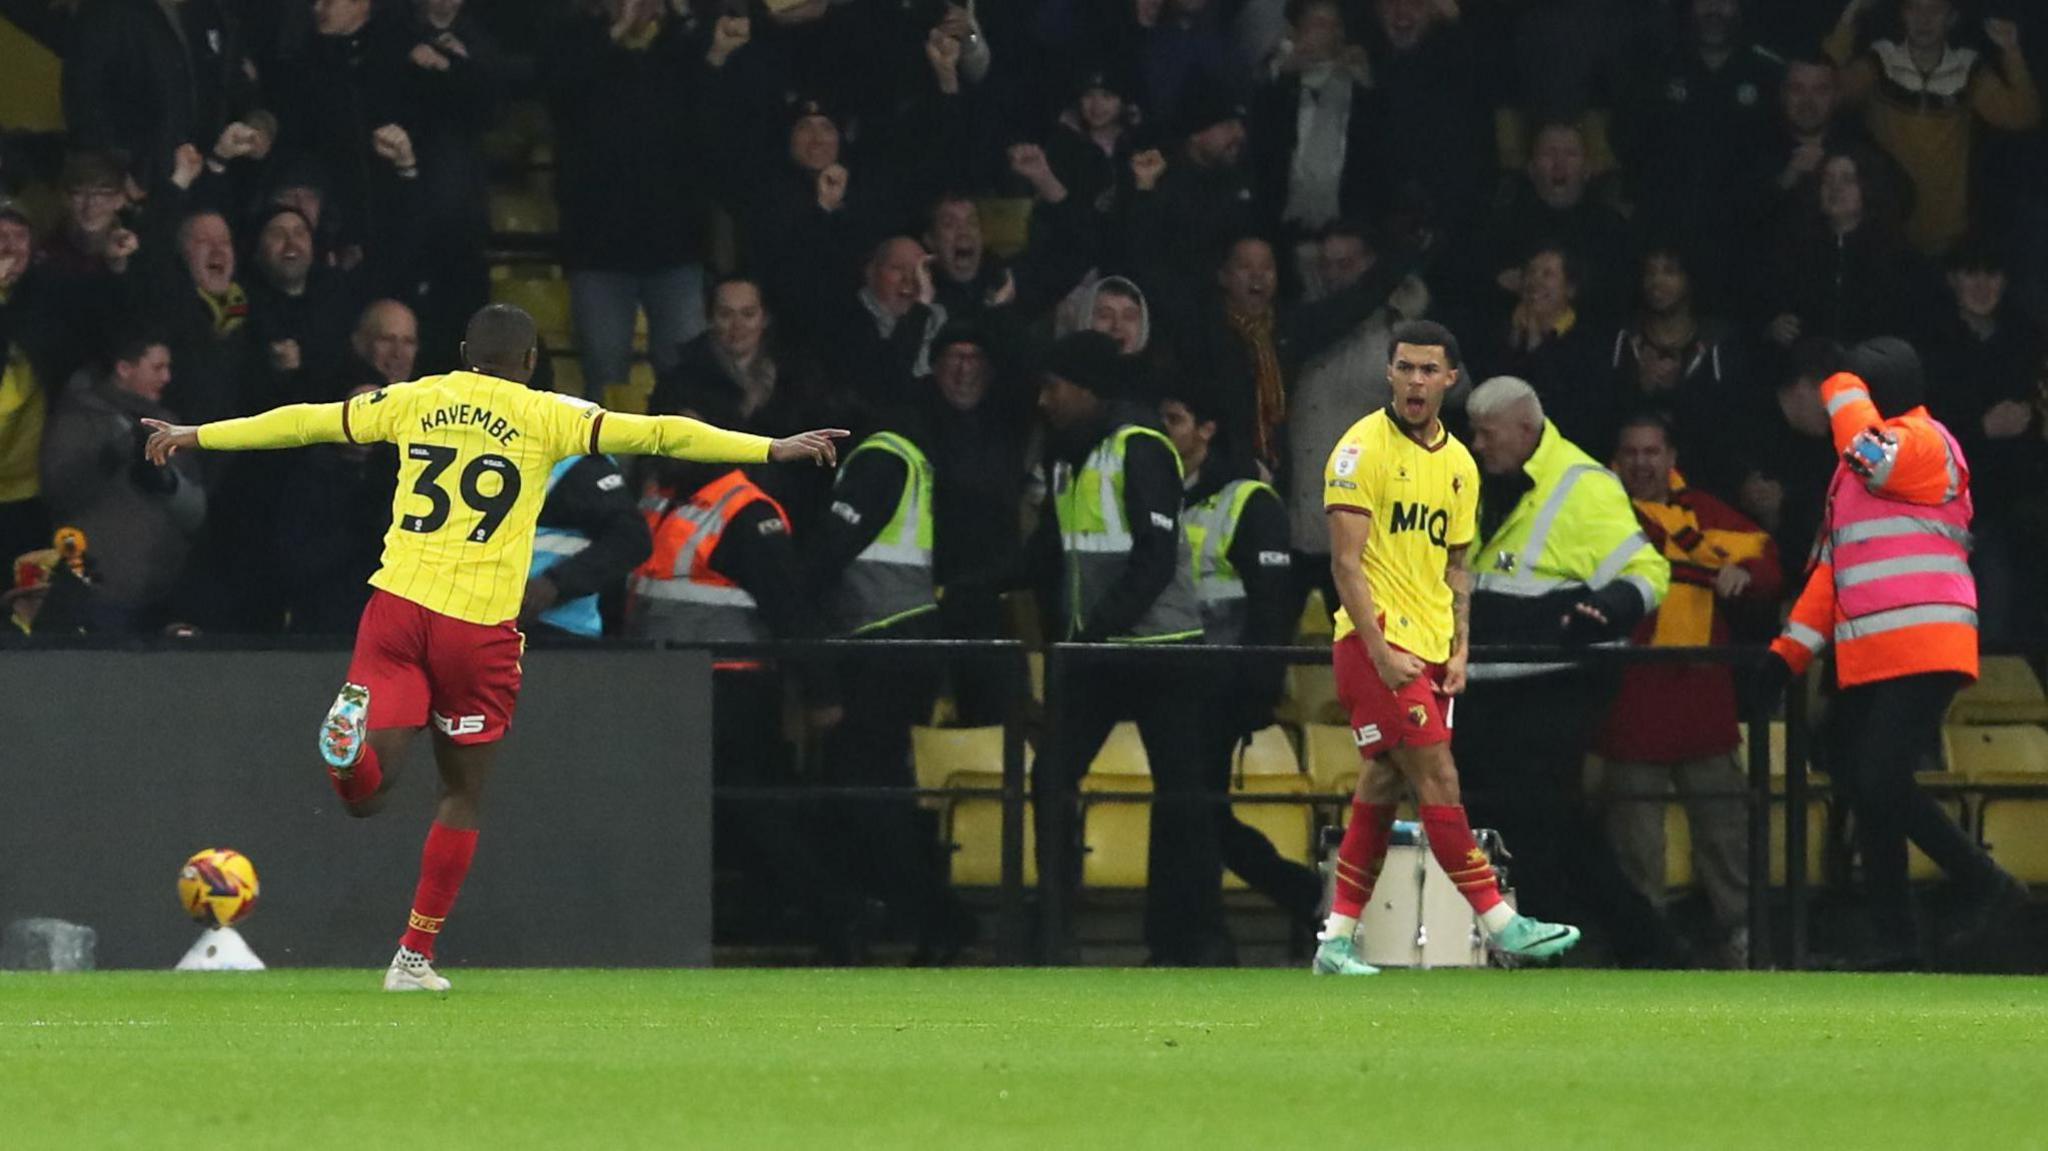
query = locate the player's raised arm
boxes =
[142,403,350,464]
[587,409,847,467]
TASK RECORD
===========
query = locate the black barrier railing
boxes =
[674,638,1811,968]
[16,634,2039,969]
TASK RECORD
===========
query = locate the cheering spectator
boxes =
[1613,0,1784,309]
[38,329,206,630]
[1484,243,1617,458]
[816,236,948,412]
[246,206,365,406]
[1918,238,2045,647]
[275,0,421,263]
[1749,55,1874,251]
[1826,0,2038,254]
[400,0,509,369]
[349,299,421,387]
[61,0,270,186]
[1764,143,1927,352]
[1,202,58,560]
[274,378,395,635]
[1607,244,1749,495]
[1126,83,1257,313]
[651,276,834,439]
[1042,67,1141,254]
[1284,221,1431,611]
[1469,120,1633,322]
[1250,0,1375,246]
[542,0,716,397]
[1728,337,1840,567]
[1362,0,1491,239]
[41,153,138,285]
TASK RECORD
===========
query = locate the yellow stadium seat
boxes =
[1027,651,1044,702]
[1303,723,1360,795]
[1225,774,1315,890]
[1081,782,1152,888]
[1736,722,1788,776]
[602,362,656,415]
[1909,798,1971,882]
[1279,663,1345,726]
[487,187,557,235]
[1088,722,1150,777]
[976,197,1033,259]
[1944,725,2048,781]
[546,355,586,398]
[491,272,574,346]
[912,726,1012,792]
[1950,657,2048,724]
[1980,799,2048,885]
[1663,803,1694,890]
[944,771,1035,886]
[1770,801,1829,888]
[1234,725,1300,777]
[1296,589,1333,640]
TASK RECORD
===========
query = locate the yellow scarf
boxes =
[200,282,249,336]
[1226,307,1283,466]
[1632,471,1768,646]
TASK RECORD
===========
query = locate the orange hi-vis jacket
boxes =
[1769,372,1978,688]
[629,470,789,666]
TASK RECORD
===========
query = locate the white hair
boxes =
[1467,376,1544,427]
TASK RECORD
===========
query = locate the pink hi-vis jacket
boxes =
[1769,372,1978,688]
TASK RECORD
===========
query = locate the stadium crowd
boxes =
[3,0,2046,965]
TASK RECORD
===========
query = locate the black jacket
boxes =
[61,0,260,183]
[540,11,711,272]
[274,15,418,253]
[1031,405,1187,642]
[533,455,651,606]
[1249,71,1377,238]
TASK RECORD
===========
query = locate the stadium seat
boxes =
[944,771,1035,886]
[1296,589,1333,640]
[602,362,655,415]
[1225,774,1315,891]
[488,187,557,236]
[976,196,1033,258]
[1081,777,1152,888]
[1279,663,1346,726]
[1663,802,1693,890]
[1087,722,1150,778]
[912,725,1013,793]
[545,355,586,398]
[1944,725,2048,782]
[1735,721,1787,776]
[1979,799,2048,885]
[1303,723,1360,795]
[1949,657,2048,724]
[1909,798,1971,882]
[1769,800,1830,887]
[1234,725,1300,778]
[491,270,574,346]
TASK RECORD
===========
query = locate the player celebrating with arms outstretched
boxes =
[1313,321,1580,975]
[145,304,845,991]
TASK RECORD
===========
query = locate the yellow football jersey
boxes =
[1322,408,1478,663]
[196,371,771,625]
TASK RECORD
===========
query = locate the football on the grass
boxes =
[177,848,260,927]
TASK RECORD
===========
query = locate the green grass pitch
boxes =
[4,968,2046,1150]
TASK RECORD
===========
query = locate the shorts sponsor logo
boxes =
[1351,724,1382,747]
[434,712,486,737]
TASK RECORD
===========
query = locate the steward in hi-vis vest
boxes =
[1757,338,2021,962]
[1033,331,1229,966]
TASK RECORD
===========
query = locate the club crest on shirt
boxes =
[1408,704,1428,727]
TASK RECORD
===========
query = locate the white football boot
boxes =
[383,947,451,993]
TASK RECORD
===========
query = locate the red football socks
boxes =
[398,822,480,959]
[1330,801,1398,919]
[329,743,383,806]
[1420,804,1505,914]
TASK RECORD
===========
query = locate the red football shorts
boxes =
[1332,633,1452,759]
[346,589,524,745]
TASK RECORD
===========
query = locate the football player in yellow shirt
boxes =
[1311,320,1580,975]
[144,304,844,991]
